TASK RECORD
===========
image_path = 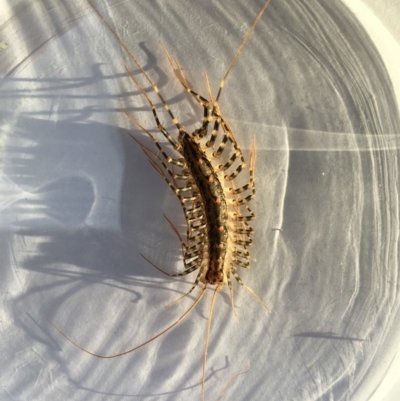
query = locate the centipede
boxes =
[49,1,273,399]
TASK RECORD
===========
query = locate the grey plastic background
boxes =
[1,1,400,400]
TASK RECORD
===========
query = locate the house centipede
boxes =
[49,1,273,399]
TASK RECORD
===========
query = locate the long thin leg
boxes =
[216,361,251,401]
[231,257,250,269]
[230,137,257,205]
[202,286,220,401]
[140,254,200,278]
[163,213,184,240]
[204,118,247,181]
[232,236,253,247]
[141,214,207,278]
[215,0,272,102]
[161,40,254,168]
[227,270,239,321]
[161,44,219,143]
[123,66,182,151]
[161,43,210,110]
[136,148,207,245]
[166,269,204,308]
[232,270,270,312]
[47,284,207,358]
[88,0,187,142]
[125,114,212,253]
[163,53,227,155]
[125,110,184,166]
[133,143,189,200]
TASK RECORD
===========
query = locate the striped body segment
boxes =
[181,133,229,286]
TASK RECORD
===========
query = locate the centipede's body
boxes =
[143,101,257,298]
[50,2,272,400]
[180,133,229,286]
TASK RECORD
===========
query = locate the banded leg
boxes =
[234,225,254,235]
[186,231,207,253]
[232,257,250,269]
[232,268,270,312]
[162,43,250,166]
[230,136,256,204]
[163,214,188,257]
[169,167,208,252]
[161,43,211,111]
[126,121,206,247]
[217,117,249,180]
[125,111,184,166]
[236,202,255,221]
[149,214,206,278]
[233,247,250,258]
[140,218,207,279]
[231,214,255,224]
[200,116,247,181]
[141,200,207,277]
[226,270,239,320]
[232,236,253,247]
[229,186,255,249]
[161,44,215,139]
[134,141,207,248]
[124,66,183,151]
[129,135,190,191]
[163,46,225,154]
[133,137,206,268]
[141,253,201,278]
[87,9,188,148]
[166,269,204,307]
[132,139,189,201]
[88,0,187,140]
